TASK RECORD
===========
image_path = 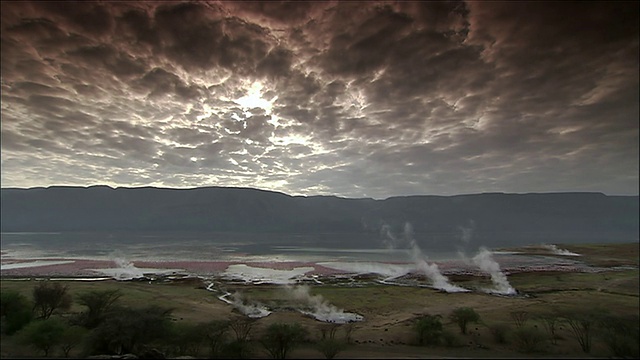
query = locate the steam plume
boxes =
[472,247,516,295]
[284,285,363,323]
[384,222,468,293]
[206,283,271,318]
[106,251,145,280]
[542,244,581,256]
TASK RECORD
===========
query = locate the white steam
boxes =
[206,283,271,318]
[95,253,146,280]
[91,251,184,280]
[220,291,272,318]
[383,222,468,293]
[542,244,581,256]
[472,247,516,295]
[285,285,363,323]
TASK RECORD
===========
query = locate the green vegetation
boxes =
[1,291,33,335]
[449,307,481,335]
[32,282,72,319]
[260,323,308,359]
[0,242,638,358]
[413,314,443,346]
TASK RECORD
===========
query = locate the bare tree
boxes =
[32,282,72,319]
[538,314,561,345]
[229,317,254,342]
[563,311,597,353]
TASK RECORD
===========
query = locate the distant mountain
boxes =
[1,186,638,248]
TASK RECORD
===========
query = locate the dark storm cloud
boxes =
[1,1,637,197]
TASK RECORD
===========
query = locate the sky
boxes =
[1,1,638,199]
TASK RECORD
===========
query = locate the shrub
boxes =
[223,339,253,359]
[513,326,547,353]
[167,322,207,357]
[343,322,355,344]
[1,290,33,335]
[59,325,87,358]
[32,282,72,320]
[85,305,174,355]
[449,307,480,335]
[562,310,598,354]
[316,338,345,359]
[598,314,639,358]
[76,289,122,328]
[441,330,461,348]
[510,310,529,328]
[203,320,230,358]
[414,314,443,346]
[18,317,67,357]
[489,323,511,344]
[260,323,308,359]
[537,314,561,345]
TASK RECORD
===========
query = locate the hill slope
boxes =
[1,186,637,247]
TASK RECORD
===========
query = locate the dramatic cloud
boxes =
[1,1,638,198]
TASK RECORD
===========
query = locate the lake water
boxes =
[0,231,597,287]
[0,231,464,263]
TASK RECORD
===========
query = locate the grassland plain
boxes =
[1,243,638,359]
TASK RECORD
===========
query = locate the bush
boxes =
[223,339,253,359]
[59,325,87,358]
[449,307,481,335]
[18,317,67,357]
[76,289,122,328]
[260,323,308,359]
[316,338,345,359]
[1,291,33,335]
[167,322,207,357]
[203,320,230,358]
[85,305,174,356]
[561,310,598,354]
[537,314,561,345]
[316,323,345,359]
[489,323,511,344]
[441,330,461,348]
[510,310,529,328]
[513,326,547,353]
[599,314,639,358]
[32,282,72,320]
[414,314,443,346]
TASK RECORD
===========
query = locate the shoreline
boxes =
[0,255,618,280]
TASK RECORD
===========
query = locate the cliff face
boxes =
[1,186,638,246]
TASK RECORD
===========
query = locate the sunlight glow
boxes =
[234,81,278,114]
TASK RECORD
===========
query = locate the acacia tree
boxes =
[32,282,72,320]
[203,320,230,358]
[86,305,174,355]
[19,318,66,357]
[226,317,255,358]
[448,307,480,335]
[59,325,87,358]
[261,323,308,359]
[76,289,122,328]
